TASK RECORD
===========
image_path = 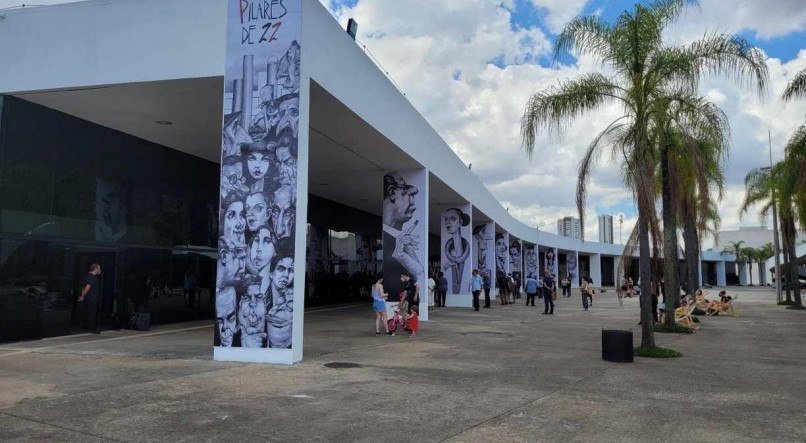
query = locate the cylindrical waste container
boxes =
[602,329,633,362]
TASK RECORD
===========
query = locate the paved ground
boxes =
[1,287,804,442]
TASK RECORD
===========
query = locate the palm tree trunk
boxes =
[758,261,765,286]
[785,217,802,307]
[661,147,679,324]
[782,219,793,303]
[638,215,656,347]
[748,261,754,286]
[682,204,699,295]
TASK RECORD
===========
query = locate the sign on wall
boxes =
[441,205,472,295]
[215,0,303,359]
[382,170,428,321]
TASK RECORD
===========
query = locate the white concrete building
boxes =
[557,216,582,240]
[598,214,614,244]
[0,0,734,363]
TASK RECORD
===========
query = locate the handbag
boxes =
[551,289,557,301]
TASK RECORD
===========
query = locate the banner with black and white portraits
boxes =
[441,205,472,295]
[494,232,509,290]
[215,0,302,360]
[473,222,495,293]
[546,247,558,278]
[567,251,579,288]
[382,169,428,321]
[525,244,538,280]
[510,237,523,288]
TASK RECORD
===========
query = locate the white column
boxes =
[716,261,727,287]
[442,204,473,308]
[590,253,602,287]
[568,251,580,288]
[738,263,748,286]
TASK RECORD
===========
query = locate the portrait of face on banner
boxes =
[441,205,472,294]
[546,247,557,278]
[473,223,494,282]
[382,170,426,305]
[525,245,538,279]
[567,252,579,286]
[215,0,302,351]
[495,232,509,285]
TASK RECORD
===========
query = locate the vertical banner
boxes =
[441,204,472,295]
[525,244,538,280]
[510,238,523,289]
[383,170,428,321]
[567,251,579,288]
[495,232,509,290]
[546,247,558,279]
[473,222,495,292]
[215,0,304,363]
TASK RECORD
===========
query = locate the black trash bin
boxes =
[602,329,633,363]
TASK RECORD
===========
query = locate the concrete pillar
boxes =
[738,263,748,286]
[590,253,602,288]
[716,261,727,287]
[568,251,580,288]
[698,256,703,287]
[442,204,473,308]
[473,222,495,299]
[382,169,429,320]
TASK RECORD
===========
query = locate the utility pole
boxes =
[618,213,624,244]
[768,129,783,303]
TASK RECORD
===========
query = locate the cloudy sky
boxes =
[314,0,806,246]
[2,0,804,246]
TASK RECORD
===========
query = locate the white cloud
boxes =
[324,1,805,244]
[530,0,589,34]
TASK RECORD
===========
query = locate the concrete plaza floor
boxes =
[1,287,805,442]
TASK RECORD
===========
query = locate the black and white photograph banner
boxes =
[510,237,522,288]
[546,247,558,279]
[215,0,303,363]
[567,251,579,288]
[441,204,472,295]
[525,244,538,280]
[473,222,495,293]
[382,169,428,321]
[495,231,509,290]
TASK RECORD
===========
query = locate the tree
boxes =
[741,246,758,286]
[521,0,767,344]
[721,240,747,284]
[756,242,775,286]
[741,166,802,307]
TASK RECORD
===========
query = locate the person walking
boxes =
[371,276,394,335]
[497,273,509,305]
[78,263,102,334]
[580,277,590,311]
[542,269,555,315]
[525,274,539,306]
[427,273,436,311]
[561,274,571,297]
[482,270,491,308]
[436,272,448,308]
[469,269,483,311]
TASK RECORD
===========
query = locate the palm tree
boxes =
[741,166,802,307]
[721,240,747,284]
[781,67,806,232]
[757,242,775,286]
[520,0,767,346]
[741,246,758,286]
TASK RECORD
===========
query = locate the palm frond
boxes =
[781,67,806,102]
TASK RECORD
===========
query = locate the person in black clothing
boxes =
[436,272,448,307]
[542,269,555,315]
[401,272,420,314]
[79,263,102,334]
[482,270,491,308]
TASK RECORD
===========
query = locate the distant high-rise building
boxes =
[598,214,614,244]
[557,216,581,239]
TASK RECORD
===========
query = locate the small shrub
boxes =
[634,346,682,358]
[653,323,694,334]
[692,308,707,316]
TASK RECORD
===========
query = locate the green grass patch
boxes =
[778,300,795,306]
[785,305,806,310]
[634,346,682,358]
[653,323,694,334]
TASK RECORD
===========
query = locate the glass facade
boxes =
[0,96,219,343]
